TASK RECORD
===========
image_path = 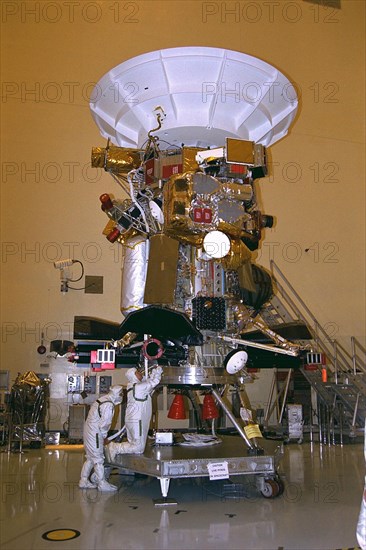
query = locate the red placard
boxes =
[203,208,212,223]
[193,207,203,222]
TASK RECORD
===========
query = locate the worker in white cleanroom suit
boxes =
[107,366,162,460]
[79,385,123,492]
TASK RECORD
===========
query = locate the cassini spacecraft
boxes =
[79,48,304,496]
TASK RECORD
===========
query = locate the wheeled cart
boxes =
[105,435,284,504]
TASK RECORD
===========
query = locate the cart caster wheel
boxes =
[274,475,285,495]
[260,479,280,498]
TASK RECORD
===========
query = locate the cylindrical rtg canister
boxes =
[120,236,149,313]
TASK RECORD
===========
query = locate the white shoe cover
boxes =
[79,478,97,489]
[90,469,111,484]
[97,479,118,492]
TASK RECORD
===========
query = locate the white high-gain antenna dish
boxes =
[90,47,298,150]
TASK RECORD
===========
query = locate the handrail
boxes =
[351,337,366,375]
[352,337,366,356]
[270,261,335,345]
[270,260,366,376]
[273,277,350,374]
[337,338,366,374]
[351,393,360,430]
[271,261,332,340]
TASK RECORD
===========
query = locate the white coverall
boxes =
[79,385,123,491]
[108,367,162,459]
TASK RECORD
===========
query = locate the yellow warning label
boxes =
[244,424,263,439]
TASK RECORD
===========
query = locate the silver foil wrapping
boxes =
[120,236,149,314]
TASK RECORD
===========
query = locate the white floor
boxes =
[0,440,364,550]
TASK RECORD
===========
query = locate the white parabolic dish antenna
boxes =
[90,47,298,149]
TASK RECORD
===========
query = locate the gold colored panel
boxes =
[144,234,180,304]
[226,138,255,165]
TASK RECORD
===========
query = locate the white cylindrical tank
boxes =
[121,236,149,314]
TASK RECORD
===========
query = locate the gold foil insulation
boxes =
[181,147,205,172]
[116,332,138,348]
[163,172,196,244]
[15,371,42,387]
[91,146,142,174]
[220,238,252,271]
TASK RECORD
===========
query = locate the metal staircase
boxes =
[260,260,366,440]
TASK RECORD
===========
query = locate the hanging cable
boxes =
[68,260,84,282]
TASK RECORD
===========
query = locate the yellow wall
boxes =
[1,0,365,395]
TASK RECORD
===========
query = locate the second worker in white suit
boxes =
[79,385,123,491]
[108,365,162,459]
